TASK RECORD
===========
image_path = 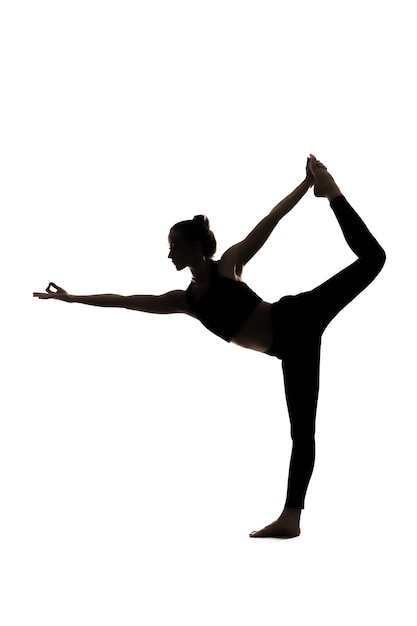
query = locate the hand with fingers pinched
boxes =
[33,282,70,301]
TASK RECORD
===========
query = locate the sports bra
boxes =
[185,261,262,342]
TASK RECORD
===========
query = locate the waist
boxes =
[230,301,274,353]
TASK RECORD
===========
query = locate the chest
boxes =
[190,262,242,301]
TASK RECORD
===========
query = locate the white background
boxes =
[1,1,416,624]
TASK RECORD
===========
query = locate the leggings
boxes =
[265,195,386,508]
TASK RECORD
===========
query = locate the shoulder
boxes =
[158,290,195,316]
[215,257,244,281]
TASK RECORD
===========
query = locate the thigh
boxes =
[267,295,322,359]
[282,338,321,437]
[307,256,383,333]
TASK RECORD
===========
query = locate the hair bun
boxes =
[171,214,217,258]
[192,214,210,231]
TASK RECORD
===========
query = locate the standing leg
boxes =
[250,339,321,539]
[283,341,321,510]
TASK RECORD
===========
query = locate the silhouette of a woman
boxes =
[34,156,386,538]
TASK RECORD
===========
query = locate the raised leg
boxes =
[306,158,386,332]
[307,194,386,334]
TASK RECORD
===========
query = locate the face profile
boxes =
[168,228,201,270]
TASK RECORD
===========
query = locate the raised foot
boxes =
[309,154,341,200]
[249,514,301,539]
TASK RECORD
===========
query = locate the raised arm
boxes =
[221,161,313,268]
[33,283,191,314]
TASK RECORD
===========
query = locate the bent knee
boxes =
[373,244,386,272]
[364,243,386,274]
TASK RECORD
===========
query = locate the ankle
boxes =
[326,185,342,202]
[282,507,302,522]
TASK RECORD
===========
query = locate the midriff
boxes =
[230,300,274,353]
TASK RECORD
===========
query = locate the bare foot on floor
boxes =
[308,154,342,201]
[250,508,301,539]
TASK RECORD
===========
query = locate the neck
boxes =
[190,258,212,282]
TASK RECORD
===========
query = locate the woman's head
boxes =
[168,215,217,269]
